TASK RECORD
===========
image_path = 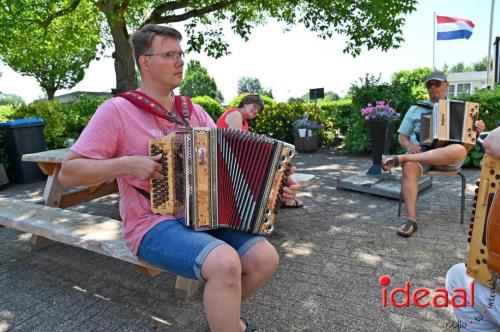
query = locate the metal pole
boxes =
[433,12,436,69]
[495,36,500,84]
[487,0,495,85]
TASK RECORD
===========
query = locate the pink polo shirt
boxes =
[71,96,215,255]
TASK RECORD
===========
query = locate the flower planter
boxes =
[366,120,395,176]
[298,128,307,138]
[294,132,320,153]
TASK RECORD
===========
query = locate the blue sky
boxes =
[0,0,498,103]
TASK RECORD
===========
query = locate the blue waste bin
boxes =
[0,118,46,183]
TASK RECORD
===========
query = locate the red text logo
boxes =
[379,275,474,308]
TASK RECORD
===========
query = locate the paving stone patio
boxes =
[0,150,478,331]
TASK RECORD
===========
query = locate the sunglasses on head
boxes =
[425,81,443,89]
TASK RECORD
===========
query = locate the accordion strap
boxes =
[117,89,193,127]
[134,186,151,201]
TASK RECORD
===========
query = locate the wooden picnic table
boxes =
[22,148,316,208]
[22,148,118,208]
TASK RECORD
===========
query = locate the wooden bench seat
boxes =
[0,197,200,298]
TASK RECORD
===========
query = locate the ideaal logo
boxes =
[379,275,498,329]
[379,275,474,308]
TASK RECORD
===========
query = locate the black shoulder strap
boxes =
[415,101,433,109]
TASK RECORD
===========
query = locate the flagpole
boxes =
[487,0,495,85]
[433,12,436,69]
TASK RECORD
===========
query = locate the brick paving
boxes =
[0,150,479,331]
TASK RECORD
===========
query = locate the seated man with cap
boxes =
[383,71,485,237]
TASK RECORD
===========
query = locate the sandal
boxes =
[279,199,304,209]
[397,219,418,237]
[383,155,400,171]
[241,318,258,332]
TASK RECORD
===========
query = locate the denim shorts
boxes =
[137,219,266,281]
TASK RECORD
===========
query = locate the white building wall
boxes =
[446,71,487,97]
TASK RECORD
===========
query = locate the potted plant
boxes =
[360,101,400,175]
[293,113,322,153]
[306,120,322,137]
[293,118,309,137]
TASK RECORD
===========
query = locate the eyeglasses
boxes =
[425,81,443,89]
[144,51,184,61]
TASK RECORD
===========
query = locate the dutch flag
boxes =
[436,15,475,40]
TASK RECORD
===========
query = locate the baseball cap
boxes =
[425,71,447,83]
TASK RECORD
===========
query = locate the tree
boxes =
[260,88,273,99]
[472,57,489,71]
[300,91,339,103]
[0,2,104,99]
[449,62,471,73]
[21,0,417,94]
[180,60,223,101]
[391,67,432,100]
[237,77,262,94]
[0,93,24,106]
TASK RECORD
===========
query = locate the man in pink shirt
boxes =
[59,24,300,332]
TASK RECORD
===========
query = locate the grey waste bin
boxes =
[0,118,46,183]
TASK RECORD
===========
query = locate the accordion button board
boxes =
[149,128,296,235]
[466,154,500,286]
[420,99,479,149]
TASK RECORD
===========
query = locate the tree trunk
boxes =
[46,88,56,100]
[103,10,137,94]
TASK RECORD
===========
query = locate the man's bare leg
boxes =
[240,240,279,301]
[401,161,421,223]
[201,244,242,332]
[398,144,467,166]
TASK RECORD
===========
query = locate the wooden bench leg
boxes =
[175,276,200,299]
[135,265,162,278]
[30,235,53,251]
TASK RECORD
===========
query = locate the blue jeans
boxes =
[137,219,266,281]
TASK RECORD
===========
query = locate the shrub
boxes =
[62,95,104,140]
[455,85,500,168]
[228,94,276,109]
[0,105,15,123]
[192,96,223,121]
[342,74,417,152]
[250,101,335,145]
[463,144,484,168]
[320,99,353,140]
[0,129,9,169]
[10,100,66,149]
[0,105,16,168]
[457,85,500,131]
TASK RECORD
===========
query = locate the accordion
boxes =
[149,128,295,235]
[466,153,500,286]
[419,99,479,149]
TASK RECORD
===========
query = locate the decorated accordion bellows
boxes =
[149,128,295,235]
[466,153,500,286]
[420,99,479,149]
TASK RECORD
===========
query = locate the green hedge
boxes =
[10,100,66,149]
[457,85,500,130]
[228,94,277,108]
[455,85,500,168]
[249,101,335,145]
[0,105,16,167]
[192,96,223,121]
[62,95,105,141]
[8,96,104,150]
[333,75,417,153]
[0,96,103,173]
[0,105,15,123]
